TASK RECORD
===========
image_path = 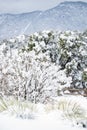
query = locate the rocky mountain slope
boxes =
[0,1,87,39]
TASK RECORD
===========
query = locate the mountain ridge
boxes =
[0,1,87,40]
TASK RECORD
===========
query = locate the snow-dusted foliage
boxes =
[0,30,87,102]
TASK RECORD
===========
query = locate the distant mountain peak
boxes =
[0,1,87,40]
[50,1,87,11]
[59,1,87,5]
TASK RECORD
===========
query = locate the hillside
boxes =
[0,1,87,39]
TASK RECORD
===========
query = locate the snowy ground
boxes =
[0,96,87,130]
[0,113,84,130]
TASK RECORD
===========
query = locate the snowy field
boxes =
[0,113,84,130]
[0,96,87,130]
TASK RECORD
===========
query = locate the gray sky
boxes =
[0,0,87,14]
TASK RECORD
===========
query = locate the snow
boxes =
[0,116,83,130]
[0,114,82,130]
[0,96,86,130]
[0,1,87,39]
[0,30,87,129]
[0,30,87,102]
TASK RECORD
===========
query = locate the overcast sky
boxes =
[0,0,87,14]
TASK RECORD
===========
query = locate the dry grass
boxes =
[57,99,86,120]
[45,99,87,121]
[0,97,87,121]
[0,97,38,119]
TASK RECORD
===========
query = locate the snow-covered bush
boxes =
[0,30,87,103]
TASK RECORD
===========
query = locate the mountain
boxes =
[0,11,42,39]
[0,1,87,39]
